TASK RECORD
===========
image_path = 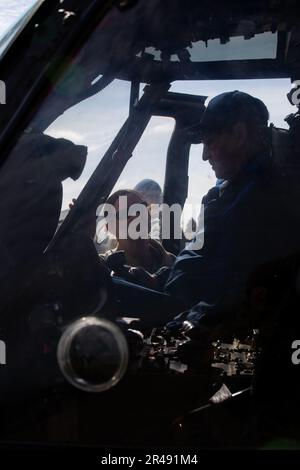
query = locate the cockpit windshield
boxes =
[0,0,300,450]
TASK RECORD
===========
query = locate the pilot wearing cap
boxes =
[165,90,300,337]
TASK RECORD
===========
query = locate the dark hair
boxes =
[102,189,149,229]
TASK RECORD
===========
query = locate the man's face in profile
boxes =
[202,122,248,180]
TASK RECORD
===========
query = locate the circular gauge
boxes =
[57,316,128,392]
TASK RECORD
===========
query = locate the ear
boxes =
[232,122,248,147]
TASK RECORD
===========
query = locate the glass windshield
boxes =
[1,0,300,449]
[1,0,298,271]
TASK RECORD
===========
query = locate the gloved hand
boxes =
[181,320,208,340]
[128,266,159,289]
[176,338,214,367]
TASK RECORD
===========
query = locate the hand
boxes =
[69,198,77,210]
[128,267,159,289]
[177,321,214,366]
[181,320,210,342]
[177,338,214,367]
[68,198,96,240]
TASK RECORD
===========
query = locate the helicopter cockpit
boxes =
[0,0,300,448]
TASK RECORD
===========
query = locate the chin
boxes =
[215,168,230,180]
[214,170,224,179]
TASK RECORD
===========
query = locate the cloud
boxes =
[144,121,174,137]
[45,128,85,143]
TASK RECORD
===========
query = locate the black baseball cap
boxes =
[199,90,269,139]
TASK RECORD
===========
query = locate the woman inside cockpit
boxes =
[101,189,174,277]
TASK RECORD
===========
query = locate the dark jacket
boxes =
[165,155,300,330]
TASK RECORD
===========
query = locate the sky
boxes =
[0,1,297,223]
[45,76,295,220]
